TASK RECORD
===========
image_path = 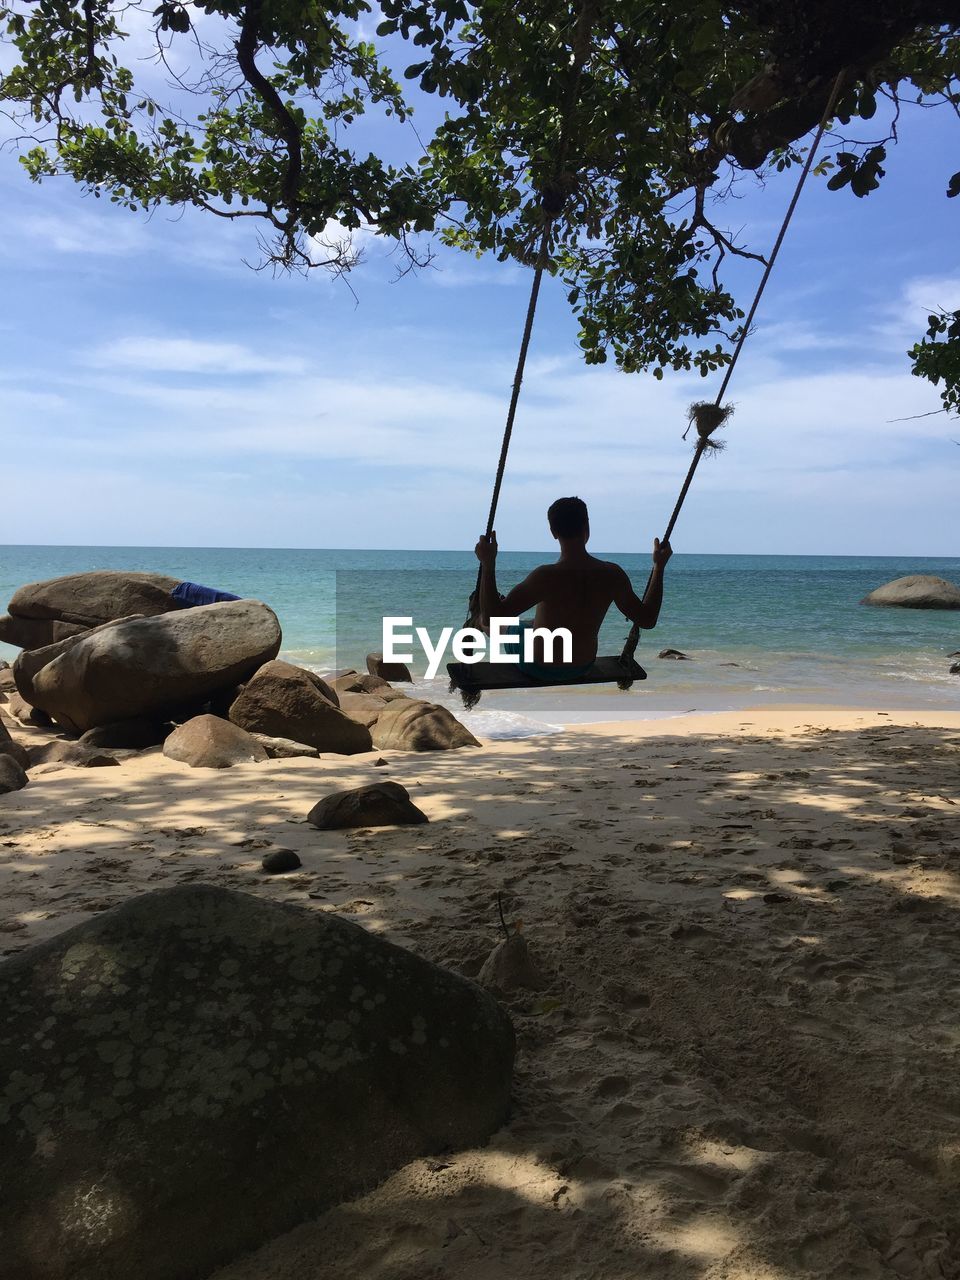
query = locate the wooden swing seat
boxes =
[447,655,646,694]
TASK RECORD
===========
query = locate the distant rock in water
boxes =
[657,648,691,660]
[27,600,281,735]
[861,575,960,609]
[8,570,181,629]
[0,884,513,1280]
[950,663,960,676]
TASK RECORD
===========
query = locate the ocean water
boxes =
[2,546,959,737]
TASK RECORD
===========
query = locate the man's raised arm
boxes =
[475,532,545,626]
[612,538,673,629]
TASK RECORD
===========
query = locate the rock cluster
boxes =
[0,572,480,779]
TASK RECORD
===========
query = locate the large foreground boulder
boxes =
[372,698,480,751]
[0,885,514,1280]
[28,600,281,735]
[307,781,429,829]
[163,715,268,769]
[861,575,960,609]
[229,660,372,754]
[8,570,180,627]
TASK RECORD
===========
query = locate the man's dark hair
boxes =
[548,496,589,538]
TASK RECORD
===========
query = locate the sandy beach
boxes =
[3,702,960,1277]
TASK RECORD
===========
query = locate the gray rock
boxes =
[338,690,388,727]
[0,738,30,771]
[261,848,302,873]
[5,692,53,728]
[332,671,404,699]
[27,741,119,768]
[0,754,28,793]
[950,662,960,676]
[249,733,321,760]
[657,648,691,660]
[229,661,371,755]
[861,575,960,609]
[372,699,480,752]
[13,616,142,705]
[0,668,15,692]
[0,614,89,651]
[28,600,281,735]
[307,781,428,830]
[8,569,181,626]
[366,651,413,682]
[163,715,269,769]
[80,719,170,750]
[0,884,513,1280]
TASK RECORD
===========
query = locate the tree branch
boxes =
[234,0,302,222]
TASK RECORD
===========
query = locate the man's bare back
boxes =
[476,497,672,665]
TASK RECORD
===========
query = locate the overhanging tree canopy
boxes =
[1,0,958,406]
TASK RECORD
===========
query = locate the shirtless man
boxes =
[475,496,672,665]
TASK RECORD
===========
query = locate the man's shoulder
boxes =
[591,556,628,578]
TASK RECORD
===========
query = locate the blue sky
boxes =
[0,20,958,555]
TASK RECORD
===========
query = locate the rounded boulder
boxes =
[163,715,269,769]
[861,575,960,609]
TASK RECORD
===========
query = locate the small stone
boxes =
[373,757,389,767]
[950,663,960,676]
[307,782,428,830]
[261,848,302,874]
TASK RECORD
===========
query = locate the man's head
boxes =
[547,496,589,543]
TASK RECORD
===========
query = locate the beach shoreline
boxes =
[3,701,960,1276]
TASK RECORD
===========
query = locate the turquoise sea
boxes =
[2,547,959,737]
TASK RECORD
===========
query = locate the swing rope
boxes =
[472,40,846,677]
[469,0,597,620]
[619,66,847,669]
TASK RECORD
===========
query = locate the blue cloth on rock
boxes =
[170,581,241,608]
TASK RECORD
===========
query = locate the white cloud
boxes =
[90,337,308,376]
